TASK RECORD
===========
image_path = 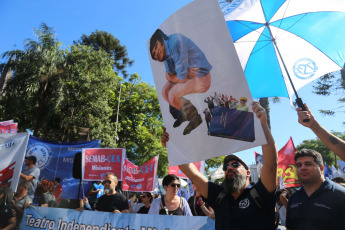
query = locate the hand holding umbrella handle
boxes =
[295,98,310,122]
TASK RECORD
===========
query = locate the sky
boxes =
[1,0,344,168]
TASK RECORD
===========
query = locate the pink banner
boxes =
[82,148,125,181]
[122,156,159,192]
[277,137,301,188]
[0,122,17,134]
[169,161,205,179]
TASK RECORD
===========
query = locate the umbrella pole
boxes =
[266,23,309,120]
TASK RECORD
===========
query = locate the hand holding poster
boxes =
[0,133,29,191]
[122,156,159,192]
[148,0,266,166]
[82,148,125,181]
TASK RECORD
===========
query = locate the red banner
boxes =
[277,137,301,188]
[168,161,205,179]
[122,156,159,192]
[0,120,17,134]
[82,148,125,181]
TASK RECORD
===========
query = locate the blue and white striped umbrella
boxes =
[223,0,345,99]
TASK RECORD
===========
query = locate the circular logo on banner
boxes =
[239,198,250,209]
[293,58,318,80]
[26,144,50,168]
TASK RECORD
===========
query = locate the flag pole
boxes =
[266,23,309,120]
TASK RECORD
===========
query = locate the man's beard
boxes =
[223,173,247,193]
[104,188,114,194]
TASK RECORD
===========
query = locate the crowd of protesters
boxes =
[1,102,345,230]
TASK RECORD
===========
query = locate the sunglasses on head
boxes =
[170,183,181,188]
[223,161,241,171]
[102,180,112,184]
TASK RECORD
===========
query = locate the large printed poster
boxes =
[148,0,266,166]
[82,148,125,181]
[122,156,159,192]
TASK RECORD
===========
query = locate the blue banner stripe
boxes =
[245,27,289,98]
[227,21,264,42]
[260,0,287,22]
[271,11,345,67]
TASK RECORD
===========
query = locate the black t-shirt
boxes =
[187,195,207,216]
[38,193,58,207]
[207,179,276,230]
[96,193,129,212]
[137,205,150,214]
[286,179,345,230]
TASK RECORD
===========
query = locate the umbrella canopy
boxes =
[223,0,345,99]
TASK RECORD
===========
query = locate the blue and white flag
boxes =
[324,164,333,179]
[26,136,101,199]
[22,206,215,230]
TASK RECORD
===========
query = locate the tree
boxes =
[313,70,345,117]
[75,30,134,78]
[296,132,345,167]
[0,23,65,136]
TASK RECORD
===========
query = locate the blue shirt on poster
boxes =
[164,34,212,80]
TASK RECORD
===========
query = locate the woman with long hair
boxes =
[148,174,192,216]
[35,179,58,207]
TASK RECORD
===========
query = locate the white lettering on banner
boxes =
[25,214,55,230]
[122,164,154,175]
[86,154,120,163]
[125,176,144,183]
[63,157,74,163]
[22,206,214,230]
[25,215,163,230]
[92,165,112,171]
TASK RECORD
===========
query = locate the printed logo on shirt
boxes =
[239,198,250,209]
[314,202,331,210]
[290,202,303,209]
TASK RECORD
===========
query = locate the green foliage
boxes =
[296,132,345,166]
[0,24,167,176]
[75,30,134,78]
[314,70,345,116]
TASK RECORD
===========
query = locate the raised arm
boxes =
[297,103,345,161]
[252,102,278,193]
[161,128,209,198]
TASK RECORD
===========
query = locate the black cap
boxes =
[223,155,249,170]
[25,155,37,164]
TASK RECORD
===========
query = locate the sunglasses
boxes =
[170,183,181,188]
[102,180,112,184]
[223,161,241,171]
[141,195,147,198]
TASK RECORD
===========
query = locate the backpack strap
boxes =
[160,196,169,215]
[249,187,266,209]
[215,191,226,210]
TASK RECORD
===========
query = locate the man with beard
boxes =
[161,101,278,230]
[95,172,129,213]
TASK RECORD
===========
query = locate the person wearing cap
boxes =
[237,96,249,112]
[20,156,40,200]
[161,101,278,230]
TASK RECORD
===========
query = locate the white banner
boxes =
[148,0,266,166]
[0,133,30,191]
[22,206,215,230]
